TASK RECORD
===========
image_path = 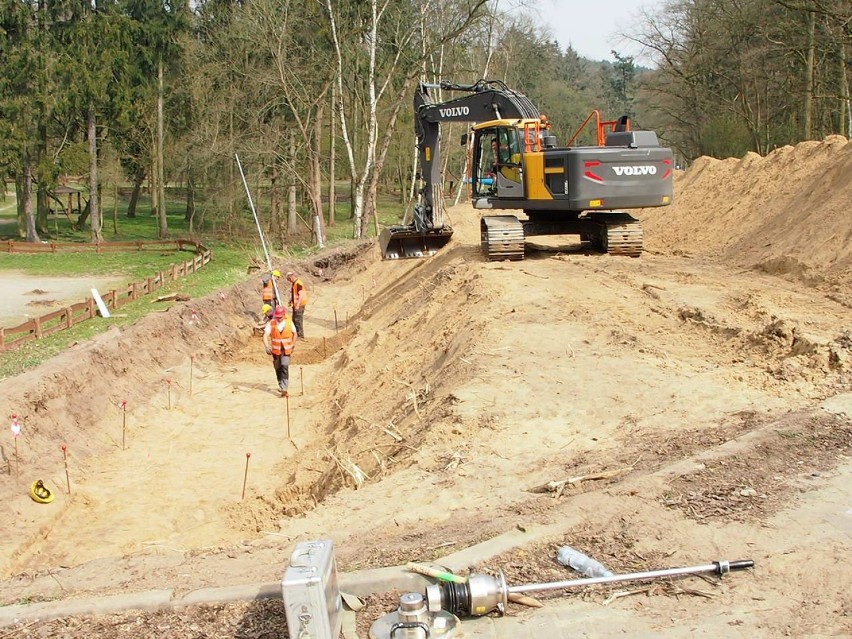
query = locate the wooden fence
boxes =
[0,240,211,352]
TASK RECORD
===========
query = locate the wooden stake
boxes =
[166,379,172,410]
[61,445,71,495]
[120,400,128,450]
[10,413,20,476]
[286,395,291,438]
[242,452,251,500]
[189,354,195,397]
[334,308,338,332]
[300,366,304,396]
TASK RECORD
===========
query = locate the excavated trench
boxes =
[0,242,396,572]
[0,238,504,574]
[223,243,497,532]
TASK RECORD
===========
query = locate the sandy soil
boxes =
[0,272,127,326]
[0,138,851,637]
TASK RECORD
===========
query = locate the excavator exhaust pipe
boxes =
[379,225,454,260]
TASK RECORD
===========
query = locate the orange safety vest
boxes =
[262,279,276,303]
[270,319,297,356]
[291,278,308,308]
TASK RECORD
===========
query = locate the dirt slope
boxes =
[0,138,851,638]
[642,136,852,295]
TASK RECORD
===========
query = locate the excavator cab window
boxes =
[496,128,520,164]
[472,127,523,198]
[472,132,499,196]
[495,127,523,194]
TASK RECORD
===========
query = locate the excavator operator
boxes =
[492,129,522,191]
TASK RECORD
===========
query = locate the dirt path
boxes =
[0,139,850,637]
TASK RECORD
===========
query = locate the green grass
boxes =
[0,242,253,379]
[0,186,408,379]
[0,249,202,280]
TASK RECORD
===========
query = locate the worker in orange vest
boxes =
[261,270,281,308]
[286,271,308,339]
[262,305,297,397]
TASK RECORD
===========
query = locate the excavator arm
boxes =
[380,80,540,259]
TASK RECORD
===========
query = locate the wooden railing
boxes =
[0,240,211,352]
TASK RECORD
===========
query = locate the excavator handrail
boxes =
[521,119,547,153]
[566,110,632,147]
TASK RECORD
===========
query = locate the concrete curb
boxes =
[0,589,173,627]
[0,525,549,628]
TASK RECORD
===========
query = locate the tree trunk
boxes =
[88,100,103,243]
[113,181,118,234]
[77,198,92,228]
[15,174,24,237]
[328,83,336,227]
[157,60,168,239]
[150,143,158,218]
[127,165,144,218]
[803,10,815,140]
[288,130,298,235]
[21,153,40,242]
[271,163,285,248]
[310,101,327,246]
[185,169,196,231]
[36,121,48,234]
[227,110,235,231]
[36,184,49,235]
[364,77,415,237]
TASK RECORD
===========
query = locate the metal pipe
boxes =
[508,560,754,595]
[427,559,755,618]
[235,153,281,304]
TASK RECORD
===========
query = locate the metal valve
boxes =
[369,592,461,639]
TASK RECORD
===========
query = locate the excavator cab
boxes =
[472,127,524,199]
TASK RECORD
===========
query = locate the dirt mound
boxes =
[641,135,852,291]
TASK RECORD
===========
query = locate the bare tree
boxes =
[326,0,491,239]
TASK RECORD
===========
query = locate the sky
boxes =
[536,0,666,62]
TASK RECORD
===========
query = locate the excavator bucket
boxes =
[379,225,454,260]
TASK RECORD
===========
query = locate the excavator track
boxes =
[601,219,643,257]
[481,215,525,261]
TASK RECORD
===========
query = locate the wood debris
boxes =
[153,292,190,302]
[527,466,633,497]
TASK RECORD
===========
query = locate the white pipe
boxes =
[235,154,281,304]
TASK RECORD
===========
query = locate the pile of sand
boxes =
[640,136,852,289]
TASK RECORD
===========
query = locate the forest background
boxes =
[1,0,850,249]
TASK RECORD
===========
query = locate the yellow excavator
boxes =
[379,79,674,260]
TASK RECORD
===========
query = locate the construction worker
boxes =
[286,271,308,339]
[254,303,274,334]
[261,270,281,307]
[263,305,297,397]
